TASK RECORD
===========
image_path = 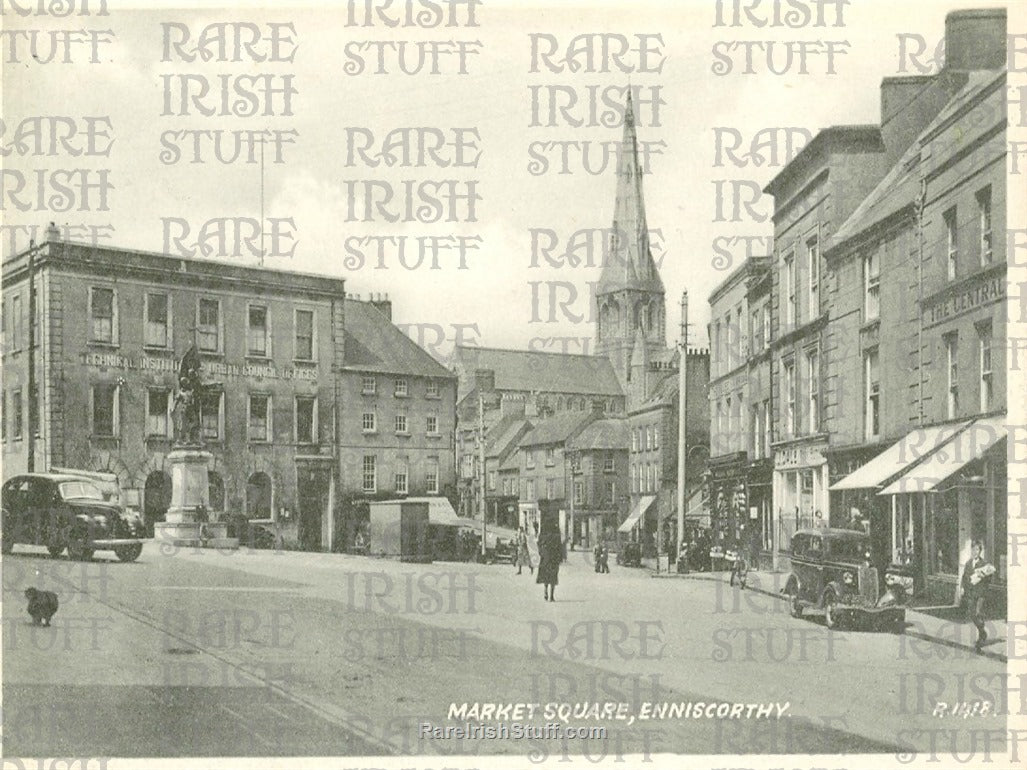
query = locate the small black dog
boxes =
[25,587,59,626]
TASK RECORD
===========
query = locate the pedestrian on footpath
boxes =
[536,528,562,601]
[515,526,533,575]
[960,539,995,652]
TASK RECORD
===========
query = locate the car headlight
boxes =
[842,571,855,586]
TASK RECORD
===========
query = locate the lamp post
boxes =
[478,389,487,558]
[473,369,497,559]
[676,291,689,566]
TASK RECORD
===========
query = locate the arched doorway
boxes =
[246,472,272,519]
[144,471,172,536]
[208,471,225,513]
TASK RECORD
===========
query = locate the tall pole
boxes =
[676,291,688,562]
[479,390,487,557]
[26,241,37,472]
[259,133,266,267]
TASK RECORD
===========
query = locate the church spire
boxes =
[597,89,665,296]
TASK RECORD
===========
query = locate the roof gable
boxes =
[343,299,455,379]
[454,346,623,400]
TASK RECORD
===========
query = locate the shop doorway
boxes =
[297,463,331,551]
[246,472,273,519]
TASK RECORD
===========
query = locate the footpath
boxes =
[648,564,1009,663]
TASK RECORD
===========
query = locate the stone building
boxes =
[1,230,456,552]
[336,296,458,547]
[565,416,630,549]
[707,256,771,563]
[826,8,1008,606]
[452,93,710,548]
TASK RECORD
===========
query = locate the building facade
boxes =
[825,9,1008,605]
[708,257,772,564]
[626,348,709,557]
[1,231,457,552]
[763,125,893,563]
[452,345,624,518]
[337,297,458,547]
[566,417,630,549]
[744,258,775,565]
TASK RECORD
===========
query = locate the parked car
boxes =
[784,528,906,632]
[1,473,145,561]
[617,541,642,567]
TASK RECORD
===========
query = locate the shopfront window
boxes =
[930,490,959,576]
[894,496,916,566]
[992,461,1007,581]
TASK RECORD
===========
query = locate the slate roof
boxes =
[567,418,629,451]
[342,299,455,378]
[634,368,679,413]
[518,412,596,448]
[827,71,1000,252]
[454,346,623,400]
[486,415,533,460]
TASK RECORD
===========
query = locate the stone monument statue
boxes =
[172,343,204,446]
[154,343,237,550]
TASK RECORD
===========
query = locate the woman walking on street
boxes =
[515,526,534,575]
[536,528,562,601]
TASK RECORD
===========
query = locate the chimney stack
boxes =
[369,292,392,321]
[943,8,1006,72]
[474,368,495,394]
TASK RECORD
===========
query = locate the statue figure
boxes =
[173,344,204,446]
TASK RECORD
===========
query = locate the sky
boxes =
[1,0,1014,358]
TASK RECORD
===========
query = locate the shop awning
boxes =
[684,488,710,526]
[828,421,971,491]
[618,495,655,533]
[879,416,1006,495]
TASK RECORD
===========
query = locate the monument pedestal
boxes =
[153,446,238,549]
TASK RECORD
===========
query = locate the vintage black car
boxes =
[617,541,642,567]
[1,473,145,561]
[784,528,906,632]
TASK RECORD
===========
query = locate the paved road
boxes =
[1,542,1008,759]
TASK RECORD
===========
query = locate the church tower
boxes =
[595,91,667,402]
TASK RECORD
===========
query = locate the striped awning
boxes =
[618,495,655,533]
[829,421,971,491]
[879,416,1006,495]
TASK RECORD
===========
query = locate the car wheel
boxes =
[789,592,803,618]
[824,592,842,630]
[115,543,143,562]
[67,532,94,561]
[1,511,13,554]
